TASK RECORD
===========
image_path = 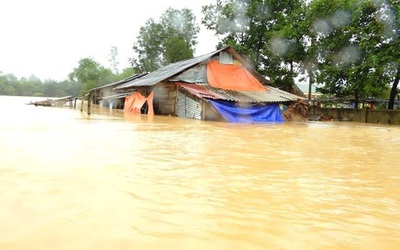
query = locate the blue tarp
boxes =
[209,100,284,123]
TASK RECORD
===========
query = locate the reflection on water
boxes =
[1,95,400,250]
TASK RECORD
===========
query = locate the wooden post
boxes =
[74,98,77,109]
[87,93,91,115]
[308,73,313,101]
[360,107,367,123]
[80,96,84,112]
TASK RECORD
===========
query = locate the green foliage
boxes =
[202,0,399,105]
[308,0,399,103]
[131,19,164,72]
[3,2,399,107]
[164,35,194,63]
[386,0,400,109]
[0,72,80,97]
[1,57,137,98]
[68,58,116,95]
[131,8,199,72]
[201,0,307,89]
[118,67,138,79]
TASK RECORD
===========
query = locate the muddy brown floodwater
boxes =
[1,95,400,250]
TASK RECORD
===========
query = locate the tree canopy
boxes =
[2,1,399,109]
[130,8,200,72]
[0,57,137,98]
[68,58,114,95]
[0,72,80,97]
[307,0,399,106]
[202,0,308,91]
[202,0,400,108]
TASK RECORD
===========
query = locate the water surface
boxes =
[1,95,400,249]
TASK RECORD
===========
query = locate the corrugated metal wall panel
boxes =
[177,91,202,120]
[177,92,185,117]
[155,84,177,115]
[186,96,202,119]
[219,51,233,64]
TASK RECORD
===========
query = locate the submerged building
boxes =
[115,46,304,123]
[87,72,148,109]
[87,46,304,123]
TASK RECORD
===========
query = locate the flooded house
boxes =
[88,72,148,109]
[114,46,304,123]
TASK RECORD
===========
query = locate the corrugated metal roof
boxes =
[90,72,148,92]
[179,83,302,103]
[267,86,305,101]
[113,46,303,103]
[178,83,224,100]
[99,92,133,100]
[114,46,272,90]
[115,48,227,90]
[209,87,302,103]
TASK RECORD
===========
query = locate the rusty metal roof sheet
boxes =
[115,49,226,90]
[90,72,148,92]
[178,83,224,100]
[179,83,303,103]
[112,46,303,103]
[115,46,270,90]
[98,92,133,100]
[209,87,302,103]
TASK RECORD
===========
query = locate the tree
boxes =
[130,8,199,72]
[388,69,400,109]
[68,58,114,95]
[0,72,80,97]
[308,0,364,101]
[118,67,138,79]
[0,73,17,96]
[201,0,307,90]
[386,0,400,109]
[164,35,194,64]
[308,0,398,106]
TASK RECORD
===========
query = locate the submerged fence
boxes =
[309,107,400,125]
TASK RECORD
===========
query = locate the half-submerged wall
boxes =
[177,89,203,120]
[176,88,225,121]
[310,107,400,125]
[366,110,400,125]
[153,83,177,115]
[152,83,227,121]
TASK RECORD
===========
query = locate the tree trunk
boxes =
[354,89,359,109]
[308,70,313,101]
[388,68,400,110]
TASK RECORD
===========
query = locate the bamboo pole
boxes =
[87,93,91,115]
[80,96,84,112]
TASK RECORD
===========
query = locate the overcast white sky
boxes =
[0,0,218,81]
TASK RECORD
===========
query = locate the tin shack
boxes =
[115,46,304,123]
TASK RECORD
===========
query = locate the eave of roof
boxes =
[89,72,148,92]
[98,92,134,100]
[115,46,270,90]
[178,83,303,103]
[114,49,225,90]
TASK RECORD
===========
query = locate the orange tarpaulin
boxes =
[124,91,154,115]
[207,60,267,91]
